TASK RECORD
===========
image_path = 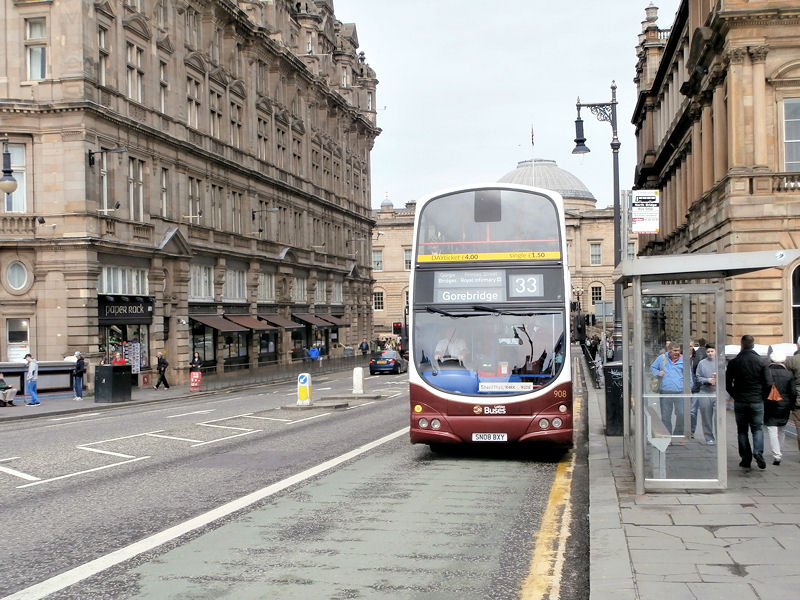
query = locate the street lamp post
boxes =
[572,81,622,361]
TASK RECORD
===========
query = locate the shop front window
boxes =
[290,329,307,360]
[191,322,215,363]
[259,331,278,364]
[101,324,149,372]
[222,331,249,370]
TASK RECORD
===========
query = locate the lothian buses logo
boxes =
[473,405,507,415]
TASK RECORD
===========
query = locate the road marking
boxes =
[3,427,409,600]
[48,413,102,422]
[166,410,215,419]
[0,457,21,463]
[16,456,150,489]
[77,447,136,459]
[520,394,580,600]
[0,464,41,482]
[198,423,254,431]
[190,430,260,447]
[145,433,204,443]
[242,415,292,422]
[287,412,331,424]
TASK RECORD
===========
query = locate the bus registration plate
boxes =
[472,433,508,442]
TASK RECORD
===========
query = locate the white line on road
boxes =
[198,423,254,432]
[77,447,136,459]
[241,415,292,422]
[0,464,41,482]
[47,413,102,422]
[145,433,204,443]
[166,410,215,419]
[0,457,21,463]
[16,456,150,489]
[287,412,331,424]
[1,427,409,600]
[190,430,260,447]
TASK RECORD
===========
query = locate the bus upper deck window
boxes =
[474,190,501,222]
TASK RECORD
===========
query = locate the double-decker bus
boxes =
[408,184,572,448]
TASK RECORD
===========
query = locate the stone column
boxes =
[726,48,747,168]
[711,67,728,182]
[750,46,769,168]
[701,93,714,192]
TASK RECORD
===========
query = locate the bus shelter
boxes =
[618,250,800,494]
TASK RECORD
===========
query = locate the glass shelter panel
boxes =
[626,283,725,492]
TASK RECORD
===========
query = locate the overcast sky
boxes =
[333,0,682,209]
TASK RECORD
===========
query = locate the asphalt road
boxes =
[0,369,588,600]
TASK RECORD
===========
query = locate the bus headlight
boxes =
[431,419,441,430]
[558,404,567,413]
[552,417,563,428]
[538,418,550,429]
[414,405,423,413]
[418,418,429,429]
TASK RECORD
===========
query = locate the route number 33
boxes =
[512,276,538,295]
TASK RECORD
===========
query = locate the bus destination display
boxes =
[433,270,544,303]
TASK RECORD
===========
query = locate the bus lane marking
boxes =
[2,427,409,600]
[520,393,580,600]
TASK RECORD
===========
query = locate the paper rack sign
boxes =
[630,190,660,234]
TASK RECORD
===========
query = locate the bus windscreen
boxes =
[416,189,561,262]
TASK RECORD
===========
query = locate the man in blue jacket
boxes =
[650,342,691,435]
[726,334,768,469]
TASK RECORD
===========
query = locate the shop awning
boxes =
[317,314,350,327]
[292,313,332,327]
[224,314,277,331]
[257,313,304,330]
[191,314,247,332]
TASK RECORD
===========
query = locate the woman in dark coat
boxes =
[764,351,797,465]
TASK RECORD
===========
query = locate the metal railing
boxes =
[192,353,372,392]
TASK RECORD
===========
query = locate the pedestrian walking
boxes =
[764,351,796,466]
[725,334,769,470]
[359,338,370,356]
[650,342,691,435]
[24,353,40,406]
[73,350,86,401]
[153,352,170,389]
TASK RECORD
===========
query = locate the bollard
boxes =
[297,372,312,406]
[352,367,364,394]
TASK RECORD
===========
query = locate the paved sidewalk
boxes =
[588,372,800,600]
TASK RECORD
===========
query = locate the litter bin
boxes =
[603,362,623,436]
[343,346,354,357]
[94,364,132,403]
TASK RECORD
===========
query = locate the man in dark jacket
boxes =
[725,335,768,469]
[153,352,170,390]
[73,351,86,401]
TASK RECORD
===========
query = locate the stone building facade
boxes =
[633,1,800,344]
[371,159,628,340]
[0,0,380,381]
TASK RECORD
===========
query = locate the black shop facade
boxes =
[98,295,154,378]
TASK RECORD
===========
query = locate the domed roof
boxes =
[498,159,596,211]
